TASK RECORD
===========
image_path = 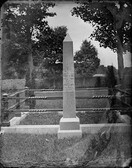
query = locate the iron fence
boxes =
[1,87,131,127]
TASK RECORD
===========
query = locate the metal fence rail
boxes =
[11,107,132,113]
[1,87,131,126]
[2,95,112,100]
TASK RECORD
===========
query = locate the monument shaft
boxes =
[63,37,76,118]
[58,34,82,139]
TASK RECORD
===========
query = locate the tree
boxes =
[74,40,100,86]
[72,0,132,84]
[2,2,56,86]
[96,65,107,74]
[106,65,117,94]
[34,26,67,69]
[33,26,67,88]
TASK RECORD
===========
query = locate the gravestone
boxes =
[58,34,82,139]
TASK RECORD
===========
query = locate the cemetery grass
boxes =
[20,97,109,125]
[1,125,131,168]
[19,111,107,125]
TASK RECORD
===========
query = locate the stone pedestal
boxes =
[59,117,80,130]
[58,34,82,139]
[58,129,82,139]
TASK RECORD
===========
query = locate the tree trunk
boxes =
[25,11,34,89]
[52,68,56,89]
[0,4,4,129]
[116,31,124,85]
[117,45,124,84]
[25,43,34,89]
[107,4,125,86]
[53,78,56,89]
[83,77,86,87]
[1,4,7,80]
[28,43,34,81]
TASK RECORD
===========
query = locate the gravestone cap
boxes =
[64,33,72,42]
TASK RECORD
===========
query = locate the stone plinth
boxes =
[58,129,82,139]
[59,117,80,130]
[58,34,82,139]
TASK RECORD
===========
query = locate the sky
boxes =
[46,1,131,68]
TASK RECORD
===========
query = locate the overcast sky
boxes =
[46,1,131,68]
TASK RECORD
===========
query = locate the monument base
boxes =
[59,117,80,130]
[58,117,82,139]
[58,129,82,139]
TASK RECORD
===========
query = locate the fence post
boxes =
[2,93,10,126]
[15,92,21,117]
[25,86,29,106]
[16,93,20,109]
[29,89,35,109]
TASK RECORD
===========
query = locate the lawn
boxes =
[0,124,131,168]
[1,90,131,168]
[19,111,107,125]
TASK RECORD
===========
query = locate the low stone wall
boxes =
[10,112,29,126]
[2,79,26,90]
[35,88,109,109]
[1,123,130,135]
[35,77,107,89]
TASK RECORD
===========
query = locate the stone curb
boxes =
[1,123,131,134]
[9,112,29,126]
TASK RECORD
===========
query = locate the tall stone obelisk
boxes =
[58,34,82,139]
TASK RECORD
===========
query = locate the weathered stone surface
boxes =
[63,34,76,118]
[58,129,82,139]
[58,34,82,139]
[59,117,80,130]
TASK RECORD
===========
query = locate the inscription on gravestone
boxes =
[63,72,74,91]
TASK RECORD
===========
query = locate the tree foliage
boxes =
[4,2,56,42]
[72,0,132,52]
[3,3,67,81]
[3,2,56,79]
[72,0,132,82]
[74,40,100,77]
[33,26,67,78]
